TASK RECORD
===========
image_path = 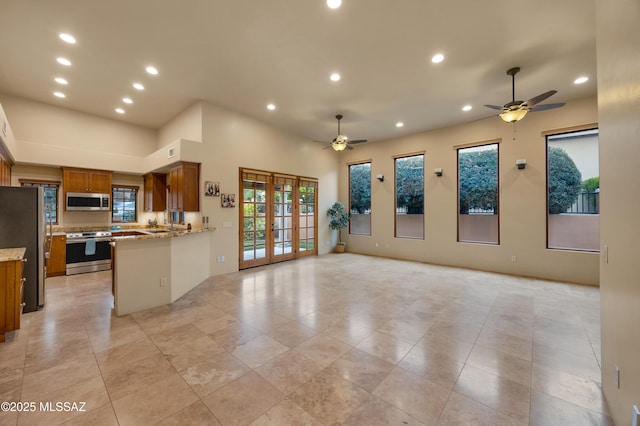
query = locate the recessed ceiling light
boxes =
[396,122,404,128]
[145,66,158,75]
[330,73,341,82]
[54,77,68,85]
[327,0,342,9]
[133,82,145,90]
[59,33,76,44]
[574,76,589,84]
[53,92,66,98]
[56,57,71,66]
[266,103,276,110]
[115,108,125,114]
[122,97,133,104]
[462,105,472,111]
[431,53,445,64]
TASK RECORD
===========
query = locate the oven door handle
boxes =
[66,238,112,244]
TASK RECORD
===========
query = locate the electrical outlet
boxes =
[375,242,379,247]
[511,256,517,262]
[632,405,639,426]
[614,364,620,388]
[160,277,167,287]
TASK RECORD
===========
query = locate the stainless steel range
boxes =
[65,231,112,275]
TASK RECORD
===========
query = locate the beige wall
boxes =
[0,94,157,173]
[339,96,599,285]
[0,103,18,161]
[156,102,203,148]
[596,0,640,422]
[2,93,603,285]
[156,101,339,275]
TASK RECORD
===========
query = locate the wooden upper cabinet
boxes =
[144,173,167,212]
[62,167,112,193]
[168,162,199,212]
[0,150,12,186]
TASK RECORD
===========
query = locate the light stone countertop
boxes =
[0,247,26,262]
[111,227,216,241]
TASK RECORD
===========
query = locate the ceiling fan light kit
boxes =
[485,67,565,124]
[500,108,528,123]
[326,114,368,151]
[332,140,348,151]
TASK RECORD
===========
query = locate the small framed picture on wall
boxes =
[205,181,220,197]
[221,193,235,208]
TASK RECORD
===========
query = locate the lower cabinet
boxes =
[0,258,23,342]
[45,234,66,277]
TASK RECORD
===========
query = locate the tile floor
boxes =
[0,253,613,425]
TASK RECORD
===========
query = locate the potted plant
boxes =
[327,201,350,253]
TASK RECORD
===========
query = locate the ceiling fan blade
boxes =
[529,102,565,112]
[346,145,354,150]
[484,104,503,110]
[523,90,557,108]
[349,139,368,144]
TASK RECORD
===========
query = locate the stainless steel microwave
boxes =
[66,192,110,211]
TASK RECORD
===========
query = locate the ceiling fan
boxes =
[484,67,565,123]
[322,114,368,151]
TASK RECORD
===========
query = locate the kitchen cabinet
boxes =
[45,234,66,277]
[144,173,167,212]
[168,162,199,212]
[62,167,112,194]
[0,254,24,342]
[0,150,11,186]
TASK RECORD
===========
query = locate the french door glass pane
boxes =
[242,178,268,262]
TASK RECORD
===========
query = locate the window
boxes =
[298,179,317,254]
[547,128,599,251]
[20,180,60,224]
[349,162,371,236]
[112,185,138,223]
[395,154,424,239]
[458,143,499,244]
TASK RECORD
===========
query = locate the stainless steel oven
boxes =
[66,231,112,275]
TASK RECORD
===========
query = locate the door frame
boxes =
[239,168,318,270]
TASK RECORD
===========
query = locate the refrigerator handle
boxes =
[45,206,53,258]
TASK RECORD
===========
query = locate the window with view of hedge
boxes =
[547,128,599,251]
[349,162,371,236]
[457,143,499,244]
[395,154,424,239]
[112,185,138,223]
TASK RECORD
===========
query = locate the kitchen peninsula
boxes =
[111,228,214,316]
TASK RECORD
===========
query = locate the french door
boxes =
[239,169,317,269]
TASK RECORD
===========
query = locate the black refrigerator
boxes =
[0,186,46,312]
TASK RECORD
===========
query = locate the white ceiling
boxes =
[0,0,596,144]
